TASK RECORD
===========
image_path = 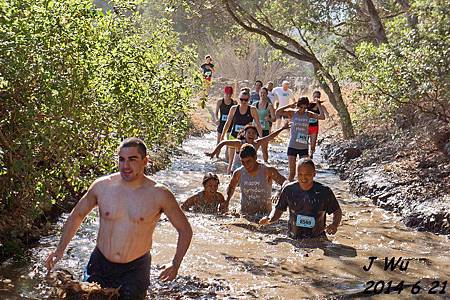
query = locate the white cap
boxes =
[282,80,290,85]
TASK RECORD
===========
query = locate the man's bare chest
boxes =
[97,188,161,224]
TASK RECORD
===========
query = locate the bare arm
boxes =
[255,121,290,147]
[224,170,241,211]
[250,106,263,137]
[326,208,342,234]
[214,99,221,124]
[275,103,296,119]
[205,139,241,158]
[269,167,287,186]
[181,193,200,211]
[220,106,236,140]
[308,102,325,120]
[159,188,193,281]
[217,192,227,213]
[259,207,284,225]
[45,181,98,270]
[268,104,276,122]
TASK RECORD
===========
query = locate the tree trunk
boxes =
[314,64,355,139]
[364,0,388,44]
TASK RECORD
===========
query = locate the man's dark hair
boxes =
[255,80,263,86]
[313,90,321,97]
[118,137,147,158]
[297,96,310,107]
[261,87,268,93]
[239,143,257,159]
[297,157,315,170]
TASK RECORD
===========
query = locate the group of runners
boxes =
[44,57,340,300]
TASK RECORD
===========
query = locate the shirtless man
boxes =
[260,158,342,239]
[45,138,193,300]
[224,144,286,215]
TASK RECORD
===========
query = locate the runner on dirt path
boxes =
[224,144,287,216]
[45,138,192,300]
[200,55,215,98]
[276,96,325,181]
[259,158,342,239]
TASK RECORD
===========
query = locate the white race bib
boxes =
[221,114,228,121]
[296,215,316,228]
[296,132,308,144]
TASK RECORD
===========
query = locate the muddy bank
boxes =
[321,126,450,235]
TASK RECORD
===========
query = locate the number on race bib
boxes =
[296,215,315,228]
[296,132,308,144]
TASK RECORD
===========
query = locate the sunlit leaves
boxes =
[0,0,199,219]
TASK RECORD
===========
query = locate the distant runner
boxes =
[260,158,342,239]
[276,97,325,181]
[255,87,276,163]
[308,90,329,159]
[214,86,237,160]
[200,55,215,97]
[250,80,263,105]
[224,144,286,215]
[266,81,276,104]
[272,80,294,129]
[45,138,192,300]
[181,173,226,214]
[200,54,215,82]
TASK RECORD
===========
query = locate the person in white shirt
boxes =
[272,80,294,129]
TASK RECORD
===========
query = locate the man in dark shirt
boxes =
[259,158,342,238]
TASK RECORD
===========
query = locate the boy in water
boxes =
[181,173,226,214]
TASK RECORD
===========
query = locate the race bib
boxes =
[234,124,245,132]
[296,215,316,228]
[221,114,228,121]
[283,93,289,97]
[296,132,308,144]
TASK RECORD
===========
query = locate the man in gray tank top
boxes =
[224,144,287,215]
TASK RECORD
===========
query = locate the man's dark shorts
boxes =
[85,247,151,300]
[287,147,308,158]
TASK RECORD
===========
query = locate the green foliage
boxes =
[350,0,450,126]
[0,0,199,219]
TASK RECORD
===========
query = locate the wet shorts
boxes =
[308,124,319,135]
[287,147,308,158]
[84,247,151,300]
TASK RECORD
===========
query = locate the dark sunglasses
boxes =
[240,98,249,102]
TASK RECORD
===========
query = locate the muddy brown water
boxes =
[0,132,449,299]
